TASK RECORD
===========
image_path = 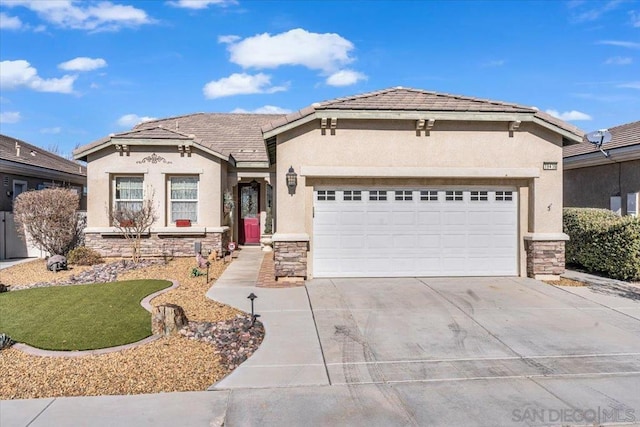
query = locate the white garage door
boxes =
[313,188,518,277]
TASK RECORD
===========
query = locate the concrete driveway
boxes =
[307,277,640,385]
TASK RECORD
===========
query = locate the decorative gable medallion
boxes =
[136,153,172,164]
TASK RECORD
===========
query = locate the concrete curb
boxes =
[12,279,179,358]
[562,269,640,289]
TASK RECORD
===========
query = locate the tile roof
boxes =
[0,133,86,177]
[261,87,584,138]
[135,113,286,162]
[563,120,640,158]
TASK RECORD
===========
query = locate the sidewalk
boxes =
[205,246,329,389]
[0,257,35,270]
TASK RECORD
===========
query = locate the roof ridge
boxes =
[134,112,206,129]
[0,133,86,172]
[315,86,536,111]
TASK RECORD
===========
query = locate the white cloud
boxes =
[630,10,640,27]
[203,73,287,99]
[597,40,640,49]
[617,81,640,89]
[604,56,632,65]
[218,34,241,44]
[168,0,237,9]
[570,0,622,23]
[2,0,152,32]
[0,111,21,123]
[0,12,22,29]
[545,109,593,121]
[58,57,107,71]
[481,59,506,68]
[325,69,367,87]
[0,60,76,93]
[117,113,157,127]
[223,28,356,73]
[231,105,292,114]
[40,126,62,134]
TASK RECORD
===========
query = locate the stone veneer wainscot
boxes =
[85,229,230,258]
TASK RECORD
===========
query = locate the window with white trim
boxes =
[170,176,198,223]
[420,190,438,201]
[317,190,336,201]
[470,191,488,201]
[369,190,387,201]
[395,190,413,201]
[445,190,463,201]
[495,191,513,201]
[114,176,143,213]
[343,190,362,201]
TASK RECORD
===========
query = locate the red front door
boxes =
[239,183,260,244]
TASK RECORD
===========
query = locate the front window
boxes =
[114,176,143,213]
[170,176,198,223]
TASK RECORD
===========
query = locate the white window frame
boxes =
[113,175,144,215]
[169,176,199,224]
[495,191,513,201]
[343,190,362,201]
[395,190,413,201]
[470,190,489,202]
[317,190,336,201]
[369,190,388,201]
[420,190,438,201]
[610,196,622,216]
[445,190,463,201]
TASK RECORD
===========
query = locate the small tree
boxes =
[13,188,84,256]
[107,190,157,262]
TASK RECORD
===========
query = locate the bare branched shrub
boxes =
[13,188,84,256]
[107,190,158,262]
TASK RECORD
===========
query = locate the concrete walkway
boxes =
[205,246,329,389]
[0,257,35,270]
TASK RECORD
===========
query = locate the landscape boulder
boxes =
[152,304,189,336]
[47,255,67,272]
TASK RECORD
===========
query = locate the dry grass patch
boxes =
[544,277,587,287]
[0,259,94,287]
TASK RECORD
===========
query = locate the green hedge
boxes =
[564,208,640,281]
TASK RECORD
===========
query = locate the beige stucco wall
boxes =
[274,119,566,277]
[86,144,225,228]
[564,159,640,215]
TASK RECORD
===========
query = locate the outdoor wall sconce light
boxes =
[286,166,297,195]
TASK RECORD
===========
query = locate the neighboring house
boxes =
[564,120,640,216]
[0,134,87,260]
[74,87,584,280]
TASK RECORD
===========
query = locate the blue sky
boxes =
[0,0,638,156]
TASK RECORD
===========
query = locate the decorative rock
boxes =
[0,283,8,293]
[179,315,265,370]
[47,255,67,272]
[152,304,189,336]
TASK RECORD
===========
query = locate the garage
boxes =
[313,188,518,277]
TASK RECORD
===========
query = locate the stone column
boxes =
[273,240,308,280]
[524,235,568,280]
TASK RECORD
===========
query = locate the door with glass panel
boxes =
[239,183,260,244]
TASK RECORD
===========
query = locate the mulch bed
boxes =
[0,256,264,400]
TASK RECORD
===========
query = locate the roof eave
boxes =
[74,137,230,163]
[563,144,640,169]
[263,109,582,142]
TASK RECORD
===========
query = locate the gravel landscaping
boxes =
[0,256,264,400]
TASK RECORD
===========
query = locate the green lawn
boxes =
[0,280,171,351]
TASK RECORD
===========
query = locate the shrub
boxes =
[564,208,640,281]
[67,246,104,266]
[13,188,84,256]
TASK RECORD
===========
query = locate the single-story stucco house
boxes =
[74,87,584,280]
[564,120,639,217]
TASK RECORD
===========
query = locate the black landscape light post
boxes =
[206,261,211,283]
[247,293,259,326]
